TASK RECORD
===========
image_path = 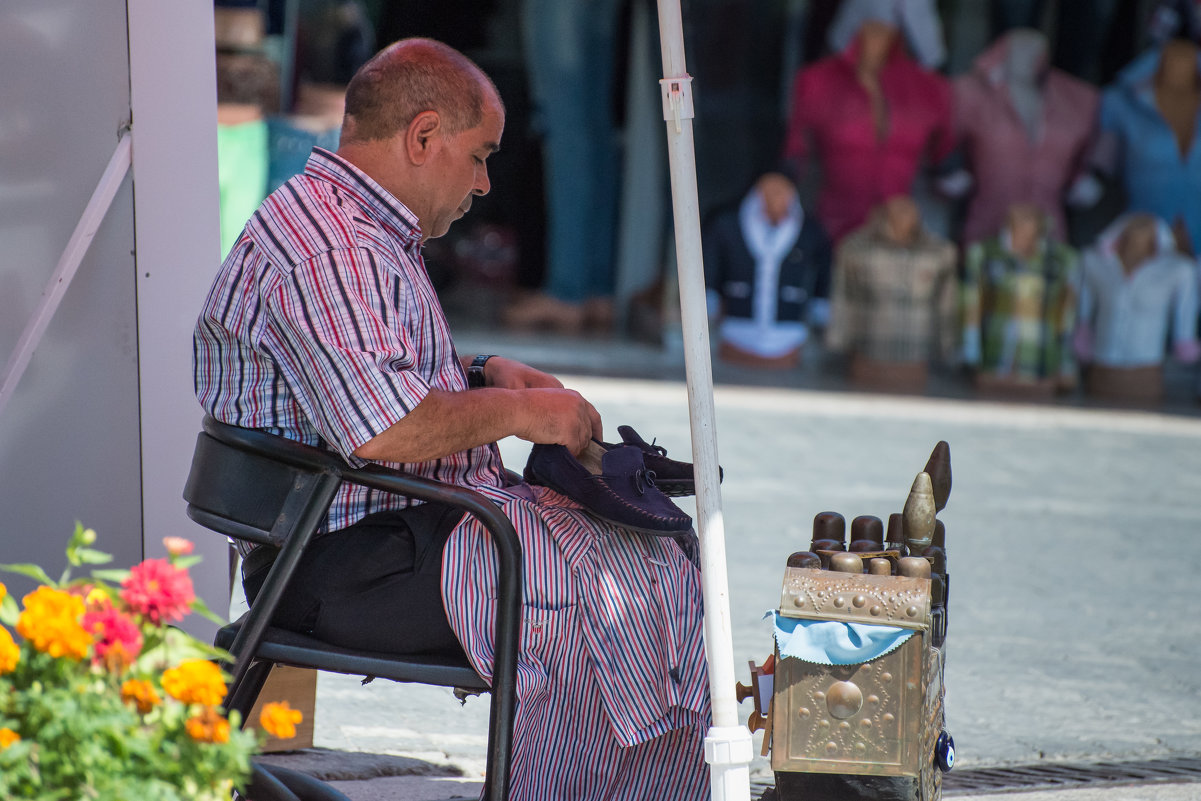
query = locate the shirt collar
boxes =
[304,147,424,254]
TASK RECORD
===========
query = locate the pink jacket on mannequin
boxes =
[953,32,1099,244]
[783,32,954,243]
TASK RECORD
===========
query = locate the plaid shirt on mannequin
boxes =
[962,237,1080,382]
[826,220,959,364]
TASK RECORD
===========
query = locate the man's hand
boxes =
[482,356,563,389]
[516,388,602,455]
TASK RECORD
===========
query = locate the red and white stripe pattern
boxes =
[193,149,712,795]
[194,149,504,533]
[444,484,711,800]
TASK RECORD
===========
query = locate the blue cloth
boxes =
[769,610,913,666]
[1100,47,1201,253]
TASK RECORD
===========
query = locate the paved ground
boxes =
[270,332,1201,799]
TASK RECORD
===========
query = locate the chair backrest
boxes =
[183,421,344,548]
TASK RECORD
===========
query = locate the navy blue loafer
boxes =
[602,425,723,498]
[523,442,693,536]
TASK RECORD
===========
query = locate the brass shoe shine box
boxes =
[771,565,945,799]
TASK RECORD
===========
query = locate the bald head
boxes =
[341,38,501,144]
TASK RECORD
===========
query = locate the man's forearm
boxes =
[352,388,521,464]
[352,383,600,464]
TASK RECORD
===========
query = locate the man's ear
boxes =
[405,110,441,165]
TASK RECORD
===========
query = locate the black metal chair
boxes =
[183,415,521,801]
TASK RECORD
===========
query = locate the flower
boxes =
[120,558,195,624]
[0,627,18,675]
[186,707,231,744]
[120,678,161,714]
[83,605,143,670]
[161,659,227,707]
[163,537,194,557]
[16,586,90,660]
[1,528,279,800]
[259,701,303,740]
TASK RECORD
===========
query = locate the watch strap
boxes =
[467,354,496,388]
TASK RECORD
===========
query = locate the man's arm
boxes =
[354,362,601,464]
[457,355,563,390]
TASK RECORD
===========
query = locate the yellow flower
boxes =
[185,707,230,744]
[0,626,18,675]
[16,586,90,660]
[0,581,6,604]
[259,701,303,740]
[121,678,161,714]
[160,659,227,707]
[0,728,19,749]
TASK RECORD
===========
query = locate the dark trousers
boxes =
[242,504,466,657]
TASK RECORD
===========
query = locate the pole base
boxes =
[704,725,754,801]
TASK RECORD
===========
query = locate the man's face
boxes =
[423,94,505,240]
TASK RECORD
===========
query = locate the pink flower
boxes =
[120,558,195,625]
[162,537,194,556]
[82,605,143,670]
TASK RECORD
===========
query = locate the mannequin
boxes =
[705,173,831,369]
[784,5,954,243]
[962,204,1080,400]
[1076,214,1200,403]
[1095,40,1201,256]
[826,196,958,393]
[949,29,1100,245]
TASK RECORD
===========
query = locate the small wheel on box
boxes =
[935,730,955,773]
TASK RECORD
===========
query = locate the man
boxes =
[193,38,710,800]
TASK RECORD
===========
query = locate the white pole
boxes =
[653,2,753,799]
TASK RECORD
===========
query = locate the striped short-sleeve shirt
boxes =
[193,148,505,532]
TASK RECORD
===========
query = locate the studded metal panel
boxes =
[771,635,926,776]
[778,566,932,629]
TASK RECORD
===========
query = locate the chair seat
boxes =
[216,620,490,691]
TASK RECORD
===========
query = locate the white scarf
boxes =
[738,189,803,327]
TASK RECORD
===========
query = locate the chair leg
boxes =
[226,658,274,725]
[254,764,353,801]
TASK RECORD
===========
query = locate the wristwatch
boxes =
[466,354,497,389]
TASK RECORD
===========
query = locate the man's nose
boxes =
[473,164,490,196]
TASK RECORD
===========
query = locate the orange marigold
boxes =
[0,626,18,675]
[185,707,230,744]
[161,659,226,707]
[0,728,19,750]
[0,580,6,604]
[121,678,161,714]
[16,586,90,660]
[259,701,303,740]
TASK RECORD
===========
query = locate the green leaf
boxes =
[0,563,56,587]
[72,548,113,566]
[90,569,131,584]
[189,596,228,627]
[0,592,18,626]
[170,555,204,570]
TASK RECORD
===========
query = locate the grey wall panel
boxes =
[0,0,140,594]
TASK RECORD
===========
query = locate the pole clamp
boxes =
[659,75,696,133]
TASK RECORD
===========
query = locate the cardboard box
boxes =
[247,665,317,752]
